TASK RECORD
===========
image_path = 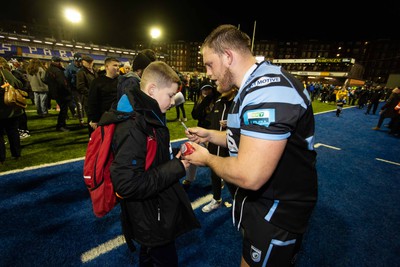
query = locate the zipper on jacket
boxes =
[157,206,160,221]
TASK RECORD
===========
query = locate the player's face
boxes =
[203,47,235,93]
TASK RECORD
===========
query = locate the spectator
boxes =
[45,56,73,132]
[9,59,31,138]
[76,54,98,127]
[0,56,24,163]
[65,53,84,125]
[191,82,219,128]
[201,86,238,213]
[87,57,119,137]
[335,86,348,117]
[307,82,315,101]
[182,82,219,188]
[188,71,200,102]
[389,99,400,136]
[26,58,49,118]
[10,58,31,102]
[184,24,318,266]
[357,88,369,109]
[110,61,200,266]
[365,86,384,115]
[173,68,188,122]
[116,49,156,101]
[119,61,131,75]
[372,87,400,130]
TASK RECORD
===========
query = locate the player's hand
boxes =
[182,142,210,167]
[185,127,210,144]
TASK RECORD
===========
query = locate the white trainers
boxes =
[20,132,30,139]
[202,198,222,213]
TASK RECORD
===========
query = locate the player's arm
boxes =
[189,134,286,190]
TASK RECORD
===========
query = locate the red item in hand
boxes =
[181,142,195,156]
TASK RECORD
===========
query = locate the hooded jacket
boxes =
[116,71,140,101]
[45,62,71,102]
[108,87,200,248]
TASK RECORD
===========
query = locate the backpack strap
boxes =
[145,128,157,170]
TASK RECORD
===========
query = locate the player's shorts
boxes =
[241,211,303,267]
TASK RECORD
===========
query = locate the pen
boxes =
[180,121,189,131]
[180,121,193,135]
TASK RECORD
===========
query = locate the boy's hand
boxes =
[89,121,98,130]
[176,150,190,169]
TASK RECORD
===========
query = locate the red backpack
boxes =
[83,123,157,218]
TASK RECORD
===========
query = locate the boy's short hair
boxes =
[141,61,180,90]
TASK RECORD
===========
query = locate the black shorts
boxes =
[241,212,303,267]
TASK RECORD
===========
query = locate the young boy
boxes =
[108,61,200,266]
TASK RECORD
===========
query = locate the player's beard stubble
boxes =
[217,67,236,94]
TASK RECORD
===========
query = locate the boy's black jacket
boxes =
[105,86,200,248]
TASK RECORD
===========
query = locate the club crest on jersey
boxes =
[244,109,275,127]
[250,245,261,263]
[251,76,281,88]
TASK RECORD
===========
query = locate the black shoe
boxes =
[56,127,70,132]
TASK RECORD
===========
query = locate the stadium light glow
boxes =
[64,8,82,23]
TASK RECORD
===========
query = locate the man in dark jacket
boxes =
[109,61,200,266]
[87,57,118,137]
[365,86,384,115]
[45,56,72,132]
[372,87,400,130]
[76,54,97,126]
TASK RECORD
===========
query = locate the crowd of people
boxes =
[1,24,399,266]
[303,81,400,134]
[0,49,157,163]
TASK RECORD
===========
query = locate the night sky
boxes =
[4,0,398,48]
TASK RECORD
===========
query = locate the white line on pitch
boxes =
[81,235,125,263]
[80,194,213,263]
[0,157,85,176]
[314,143,341,150]
[376,158,400,166]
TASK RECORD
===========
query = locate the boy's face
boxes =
[150,83,179,113]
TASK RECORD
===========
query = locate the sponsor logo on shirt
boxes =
[251,76,281,88]
[244,109,275,127]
